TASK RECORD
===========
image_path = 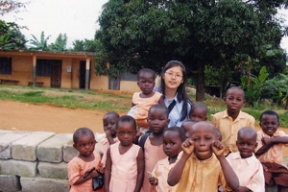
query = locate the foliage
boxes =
[72,39,97,52]
[0,19,26,50]
[262,73,288,108]
[49,33,67,51]
[28,31,50,51]
[241,66,269,107]
[95,0,287,101]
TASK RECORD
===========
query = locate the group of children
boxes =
[67,63,288,192]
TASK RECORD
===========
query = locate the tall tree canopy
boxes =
[95,0,287,100]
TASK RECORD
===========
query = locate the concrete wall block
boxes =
[21,177,70,192]
[63,140,78,163]
[0,131,28,160]
[12,131,55,161]
[38,162,68,179]
[36,134,72,163]
[0,175,21,192]
[0,159,37,177]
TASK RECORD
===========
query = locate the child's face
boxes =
[236,134,257,158]
[147,108,169,134]
[224,89,245,113]
[103,114,118,136]
[189,125,216,160]
[163,66,184,90]
[73,134,96,158]
[137,72,155,95]
[163,131,182,158]
[190,107,207,122]
[116,121,136,146]
[260,114,279,136]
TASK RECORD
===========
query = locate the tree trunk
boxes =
[196,63,205,101]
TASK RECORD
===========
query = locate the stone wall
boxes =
[0,130,103,192]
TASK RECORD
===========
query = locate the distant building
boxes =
[0,51,139,93]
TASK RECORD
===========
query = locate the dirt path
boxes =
[0,100,126,134]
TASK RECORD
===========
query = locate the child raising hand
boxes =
[168,122,239,192]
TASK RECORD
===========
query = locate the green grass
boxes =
[1,85,288,127]
[0,85,131,111]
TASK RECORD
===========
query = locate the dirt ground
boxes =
[0,100,126,134]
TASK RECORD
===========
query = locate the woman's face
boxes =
[163,66,184,90]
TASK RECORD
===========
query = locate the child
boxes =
[220,127,265,191]
[212,86,255,155]
[158,60,193,127]
[99,112,120,165]
[140,104,169,192]
[104,115,144,192]
[68,127,103,192]
[128,68,164,132]
[149,126,186,192]
[255,110,288,191]
[167,122,239,191]
[181,120,197,138]
[189,102,208,121]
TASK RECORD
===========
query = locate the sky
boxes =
[2,0,288,51]
[2,0,109,48]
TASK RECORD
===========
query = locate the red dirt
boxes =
[0,100,126,134]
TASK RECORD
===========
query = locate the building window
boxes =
[121,72,137,81]
[0,57,12,74]
[36,59,52,76]
[108,77,120,90]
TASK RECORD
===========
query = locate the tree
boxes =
[72,39,98,52]
[28,31,50,51]
[0,19,26,50]
[95,0,287,100]
[49,33,67,51]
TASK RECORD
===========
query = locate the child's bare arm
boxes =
[167,139,194,186]
[73,167,99,185]
[212,140,239,191]
[255,136,288,157]
[104,148,112,192]
[134,148,144,192]
[105,130,115,145]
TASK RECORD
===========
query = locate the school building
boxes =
[0,50,139,93]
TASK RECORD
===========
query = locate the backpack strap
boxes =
[139,130,151,152]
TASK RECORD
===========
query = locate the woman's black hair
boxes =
[160,60,191,121]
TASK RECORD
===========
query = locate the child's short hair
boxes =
[225,86,245,97]
[165,126,186,142]
[259,110,279,121]
[237,127,257,141]
[116,115,137,130]
[103,111,120,119]
[191,102,208,112]
[148,104,169,118]
[73,127,94,144]
[137,68,156,80]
